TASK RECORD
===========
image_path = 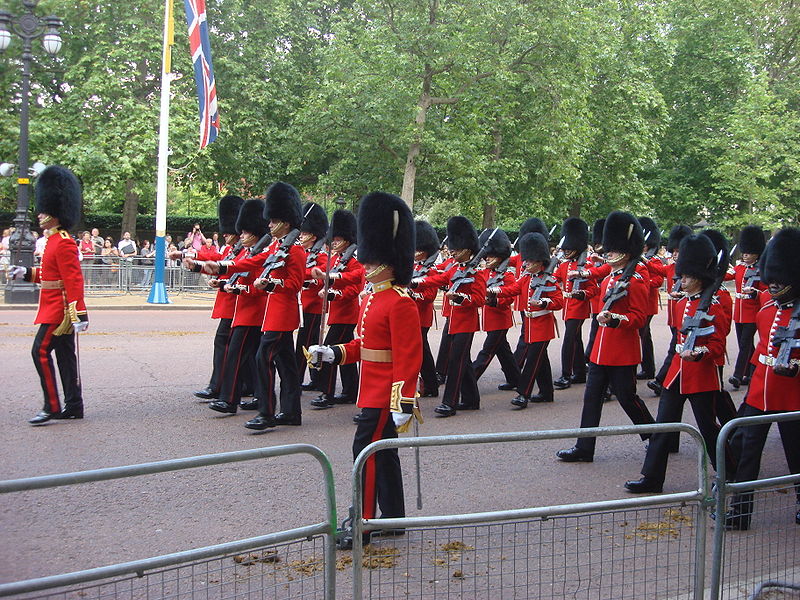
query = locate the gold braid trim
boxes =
[53,300,78,336]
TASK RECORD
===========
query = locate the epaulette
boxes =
[632,272,644,281]
[393,285,410,297]
[59,230,71,240]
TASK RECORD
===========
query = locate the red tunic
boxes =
[31,229,87,325]
[228,250,269,328]
[339,286,422,409]
[197,246,223,261]
[733,263,768,323]
[328,252,365,325]
[481,268,515,331]
[745,295,800,412]
[553,258,599,320]
[260,238,305,332]
[590,267,649,366]
[410,261,440,328]
[643,256,665,316]
[663,293,729,394]
[445,265,487,334]
[587,261,612,314]
[301,247,327,314]
[498,271,563,342]
[211,245,246,320]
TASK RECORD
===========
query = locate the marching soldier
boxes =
[552,217,598,390]
[511,218,550,369]
[309,191,421,547]
[472,229,520,390]
[493,232,562,407]
[625,233,734,493]
[296,202,328,392]
[9,166,88,425]
[583,218,606,363]
[637,217,663,381]
[193,195,248,401]
[310,209,364,408]
[410,219,443,398]
[725,227,800,530]
[557,211,655,462]
[730,225,768,389]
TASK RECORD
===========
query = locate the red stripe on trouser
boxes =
[363,409,390,520]
[263,334,281,415]
[38,324,61,412]
[522,343,545,398]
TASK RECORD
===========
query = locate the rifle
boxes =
[258,228,301,279]
[680,251,726,353]
[303,237,326,289]
[224,232,272,291]
[448,228,499,297]
[601,255,641,312]
[743,263,761,291]
[486,256,510,289]
[528,236,564,304]
[771,301,800,372]
[569,249,588,293]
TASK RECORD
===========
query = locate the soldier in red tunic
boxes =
[637,217,663,381]
[725,227,800,530]
[583,218,606,364]
[410,220,443,398]
[493,232,563,407]
[472,229,520,391]
[625,233,734,493]
[193,195,247,400]
[553,217,598,390]
[309,191,421,548]
[557,211,655,462]
[730,225,768,389]
[296,202,328,392]
[310,209,364,408]
[9,166,88,425]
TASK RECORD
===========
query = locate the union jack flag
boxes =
[184,0,219,148]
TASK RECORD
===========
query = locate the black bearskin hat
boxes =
[591,218,606,250]
[34,165,81,231]
[300,202,328,239]
[676,234,717,283]
[264,182,302,229]
[446,216,479,254]
[330,209,357,243]
[739,225,766,255]
[760,228,800,292]
[236,198,269,238]
[515,217,549,251]
[602,211,644,256]
[356,192,415,286]
[561,217,589,253]
[638,217,660,250]
[666,225,692,253]
[415,220,440,257]
[519,232,550,263]
[478,228,512,260]
[699,228,730,278]
[218,195,244,235]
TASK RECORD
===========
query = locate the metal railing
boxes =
[350,423,712,600]
[711,411,800,600]
[0,444,338,599]
[76,259,215,296]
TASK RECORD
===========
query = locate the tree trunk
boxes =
[401,84,432,210]
[121,179,139,239]
[568,196,582,218]
[481,202,496,228]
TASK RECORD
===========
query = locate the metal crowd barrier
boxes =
[350,423,712,600]
[79,259,215,296]
[711,411,800,600]
[0,444,338,599]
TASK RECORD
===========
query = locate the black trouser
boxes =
[295,311,321,386]
[256,330,301,418]
[733,322,757,380]
[318,323,358,399]
[514,313,526,366]
[517,341,552,399]
[641,380,735,484]
[218,325,261,407]
[638,315,655,376]
[419,326,438,395]
[353,407,404,520]
[575,363,655,455]
[208,318,231,393]
[655,326,678,384]
[435,318,451,376]
[32,323,83,414]
[728,403,800,517]
[473,329,520,386]
[560,319,587,379]
[442,332,480,408]
[584,315,599,362]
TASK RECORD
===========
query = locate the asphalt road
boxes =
[0,306,791,590]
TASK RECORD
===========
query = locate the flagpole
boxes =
[148,0,174,304]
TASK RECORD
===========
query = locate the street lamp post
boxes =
[0,0,63,304]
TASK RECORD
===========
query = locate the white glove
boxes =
[488,286,501,294]
[8,266,26,280]
[73,321,89,333]
[308,344,335,363]
[392,412,412,429]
